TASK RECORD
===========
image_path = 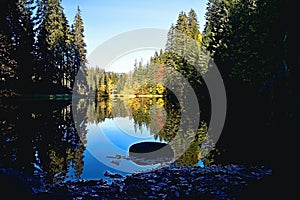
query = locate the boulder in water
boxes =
[129,142,174,166]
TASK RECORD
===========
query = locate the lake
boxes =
[0,97,207,184]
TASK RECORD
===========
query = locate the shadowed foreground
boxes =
[1,164,273,200]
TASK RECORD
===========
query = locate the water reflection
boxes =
[0,97,211,183]
[0,99,86,183]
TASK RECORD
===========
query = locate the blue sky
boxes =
[62,0,208,72]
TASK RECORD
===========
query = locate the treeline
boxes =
[119,59,166,96]
[115,9,205,97]
[90,9,210,120]
[202,0,295,168]
[0,0,87,96]
[87,68,121,97]
[89,61,166,98]
[137,8,207,97]
[138,9,211,120]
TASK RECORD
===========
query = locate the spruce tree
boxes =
[14,0,36,89]
[188,9,200,40]
[71,6,87,93]
[36,0,69,90]
[0,0,16,84]
[0,0,35,91]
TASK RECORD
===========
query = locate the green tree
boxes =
[188,9,201,41]
[0,0,35,90]
[70,6,87,90]
[0,0,16,85]
[203,0,285,87]
[14,0,35,89]
[202,0,291,169]
[35,0,70,91]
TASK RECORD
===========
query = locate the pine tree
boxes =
[175,12,190,36]
[0,0,16,84]
[71,6,87,93]
[34,0,47,83]
[61,12,72,88]
[33,0,47,33]
[35,0,69,90]
[0,0,35,91]
[166,24,175,51]
[174,12,190,58]
[188,9,200,40]
[14,0,36,89]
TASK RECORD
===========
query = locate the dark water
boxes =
[0,97,206,184]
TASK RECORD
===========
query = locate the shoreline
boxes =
[1,164,273,199]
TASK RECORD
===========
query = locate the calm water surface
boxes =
[0,97,205,183]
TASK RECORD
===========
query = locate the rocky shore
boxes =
[1,164,273,200]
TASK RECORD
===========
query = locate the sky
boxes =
[61,0,208,73]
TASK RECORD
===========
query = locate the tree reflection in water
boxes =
[90,97,214,167]
[0,99,87,184]
[0,97,214,183]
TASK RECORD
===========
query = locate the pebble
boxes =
[1,164,272,199]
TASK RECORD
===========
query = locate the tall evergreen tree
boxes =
[175,12,190,36]
[59,11,72,88]
[202,1,293,185]
[0,0,16,84]
[165,24,176,53]
[71,6,87,89]
[1,0,88,95]
[174,12,190,58]
[188,9,201,41]
[203,0,284,87]
[0,0,35,90]
[35,0,69,90]
[14,0,36,88]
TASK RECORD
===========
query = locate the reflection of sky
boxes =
[80,117,164,181]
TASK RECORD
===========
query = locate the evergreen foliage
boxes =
[0,0,87,96]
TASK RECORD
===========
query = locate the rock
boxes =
[129,142,171,153]
[104,171,124,179]
[2,164,272,199]
[128,142,174,166]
